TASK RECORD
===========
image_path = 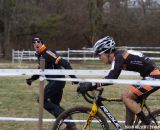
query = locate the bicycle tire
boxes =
[134,109,160,130]
[52,106,110,130]
[146,109,160,129]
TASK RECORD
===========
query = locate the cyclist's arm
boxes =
[30,75,40,81]
[58,58,77,78]
[29,57,41,81]
[99,54,125,87]
[46,50,77,79]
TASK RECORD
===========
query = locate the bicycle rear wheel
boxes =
[52,106,109,130]
[146,109,160,130]
[134,109,160,130]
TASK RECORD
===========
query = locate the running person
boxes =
[26,37,78,130]
[77,36,160,128]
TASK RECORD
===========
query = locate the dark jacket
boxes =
[31,44,77,80]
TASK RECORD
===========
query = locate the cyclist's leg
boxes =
[42,80,66,117]
[122,87,151,125]
[44,80,76,129]
[46,90,64,117]
[122,89,141,114]
[129,84,159,125]
[125,106,135,128]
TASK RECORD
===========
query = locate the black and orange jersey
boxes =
[105,50,157,79]
[31,45,76,80]
[40,49,65,70]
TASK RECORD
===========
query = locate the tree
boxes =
[0,0,17,58]
[88,0,104,45]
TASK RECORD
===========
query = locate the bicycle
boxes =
[52,88,160,130]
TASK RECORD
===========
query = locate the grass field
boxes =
[0,60,160,130]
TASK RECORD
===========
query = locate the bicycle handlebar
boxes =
[80,88,122,103]
[81,88,104,104]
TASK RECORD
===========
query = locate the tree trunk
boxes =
[88,0,103,44]
[140,0,146,16]
[3,0,17,58]
[3,18,11,58]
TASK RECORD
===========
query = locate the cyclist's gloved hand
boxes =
[26,78,33,86]
[77,82,97,94]
[70,75,79,85]
[26,75,39,86]
[72,81,79,85]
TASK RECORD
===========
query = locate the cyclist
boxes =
[77,36,160,128]
[26,37,78,130]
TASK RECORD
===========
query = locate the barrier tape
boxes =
[0,69,160,124]
[1,69,160,86]
[0,117,55,122]
[46,78,160,86]
[0,69,139,76]
[0,117,159,124]
[0,117,125,123]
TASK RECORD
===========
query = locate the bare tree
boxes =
[0,0,160,58]
[88,0,104,44]
[1,0,17,58]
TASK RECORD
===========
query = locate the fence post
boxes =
[12,49,14,64]
[17,50,19,63]
[67,48,70,62]
[38,58,45,130]
[83,50,86,63]
[29,49,31,61]
[20,49,24,64]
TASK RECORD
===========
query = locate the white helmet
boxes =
[93,36,116,55]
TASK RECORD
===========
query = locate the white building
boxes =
[103,0,160,11]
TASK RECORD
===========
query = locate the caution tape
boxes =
[0,69,139,77]
[0,117,125,123]
[46,78,160,86]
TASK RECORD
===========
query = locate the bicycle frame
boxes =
[82,91,157,130]
[99,103,123,130]
[83,95,123,130]
[52,88,160,130]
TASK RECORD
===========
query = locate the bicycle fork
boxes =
[82,103,98,130]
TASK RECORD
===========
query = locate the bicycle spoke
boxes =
[53,106,109,130]
[58,112,105,129]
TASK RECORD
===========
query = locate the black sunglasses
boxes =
[33,40,41,44]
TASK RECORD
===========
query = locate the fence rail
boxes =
[12,47,160,63]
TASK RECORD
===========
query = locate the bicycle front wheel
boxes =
[52,106,109,130]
